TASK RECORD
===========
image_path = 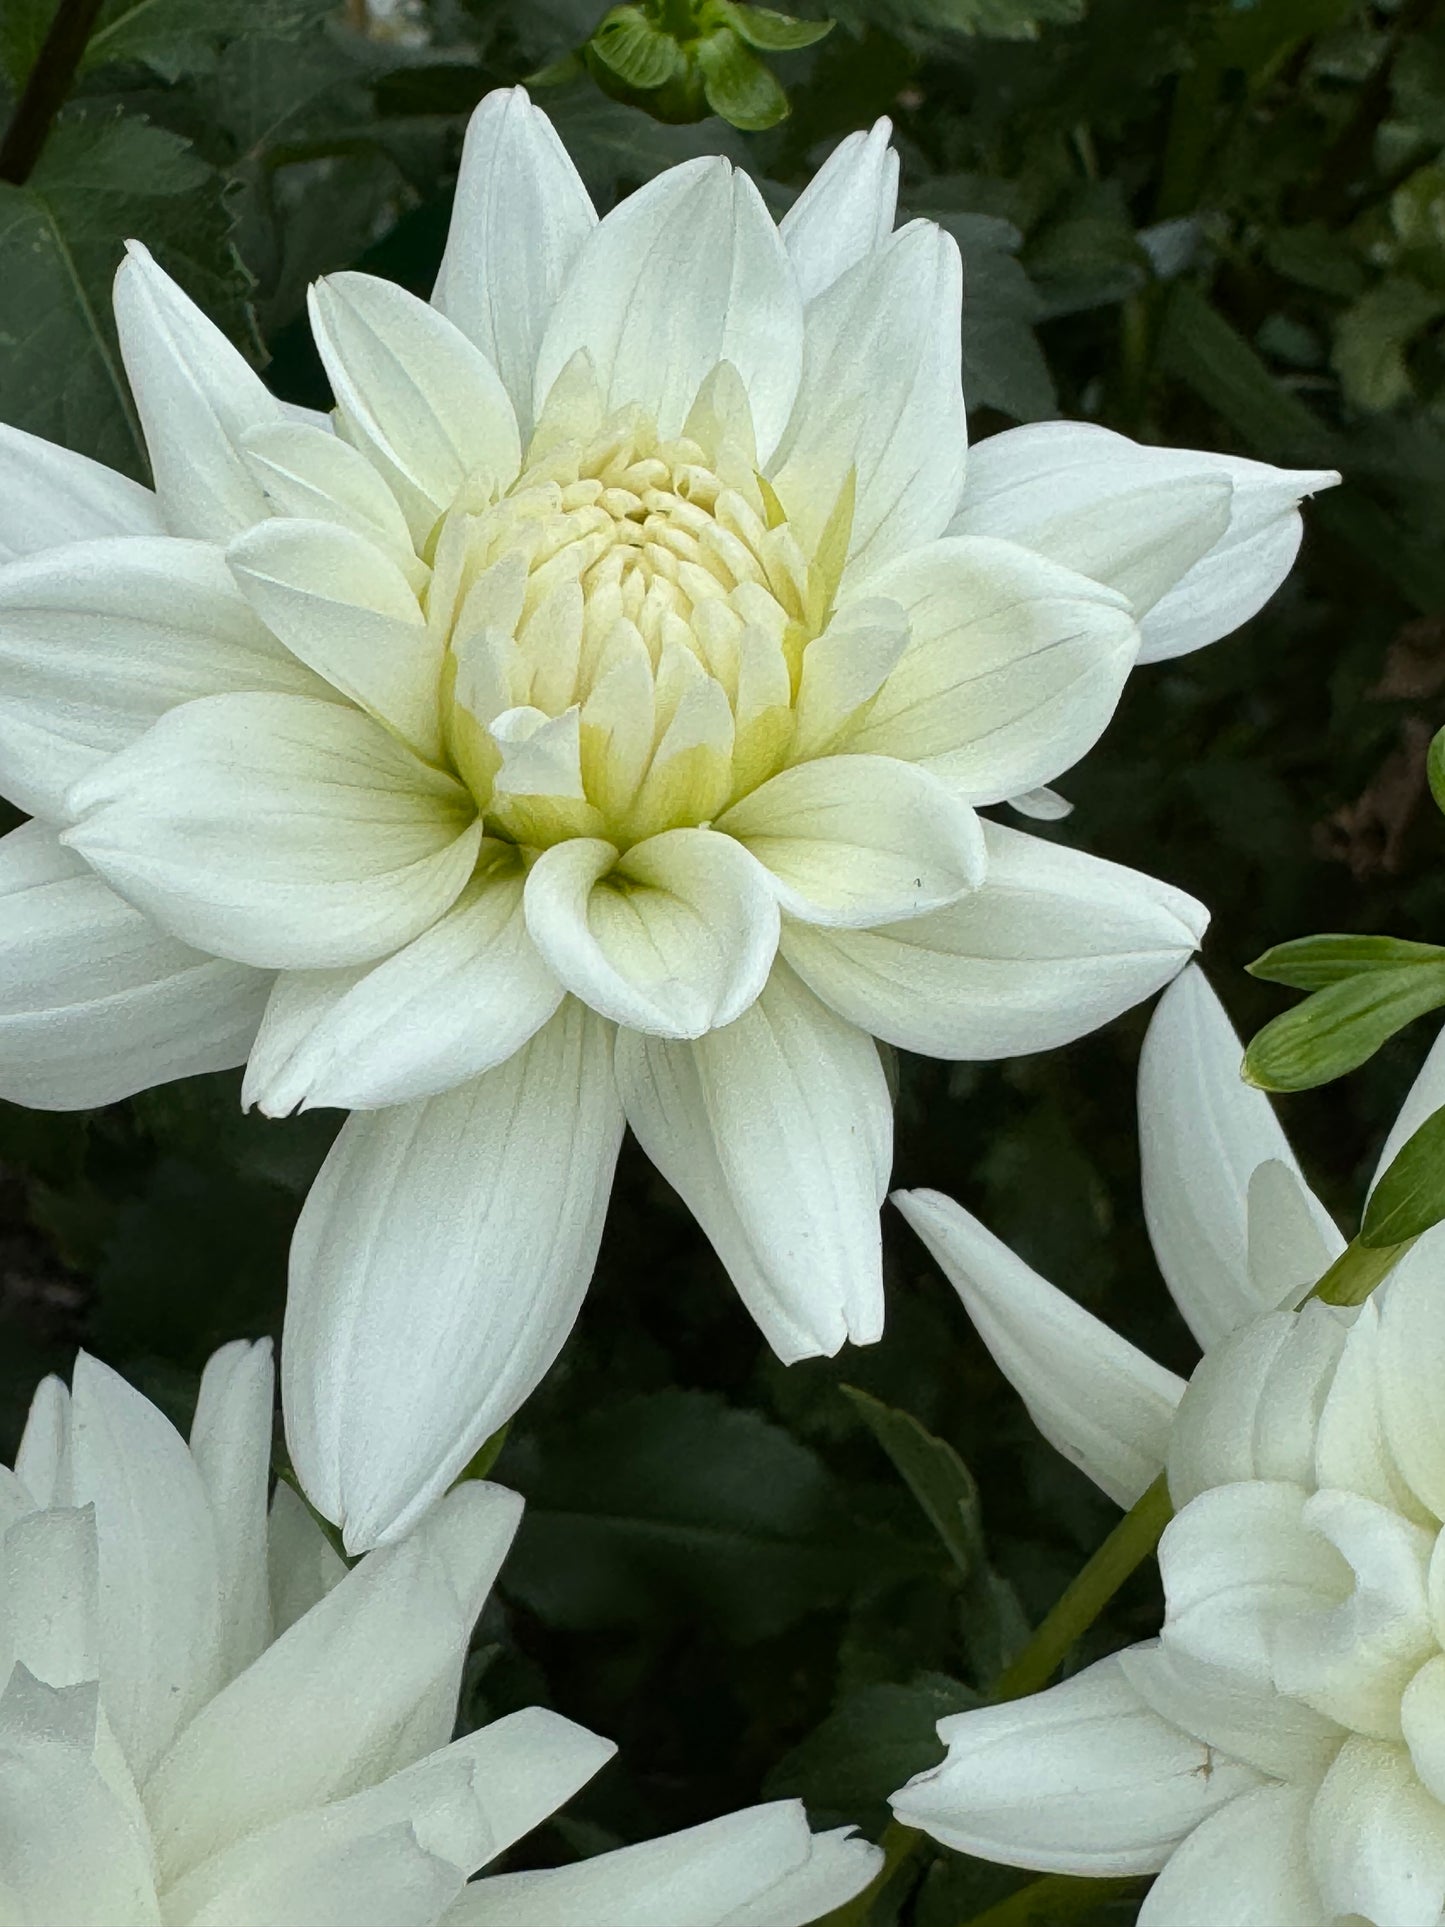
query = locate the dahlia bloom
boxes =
[0,1340,879,1925]
[889,974,1445,1923]
[0,90,1331,1545]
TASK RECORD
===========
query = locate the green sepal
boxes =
[1248,933,1445,991]
[589,4,685,88]
[1361,1104,1445,1248]
[695,25,789,129]
[1243,963,1445,1093]
[706,1,835,50]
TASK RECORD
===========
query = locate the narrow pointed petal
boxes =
[0,820,269,1111]
[113,241,284,540]
[240,421,422,580]
[783,821,1205,1060]
[0,536,327,822]
[432,87,597,438]
[779,118,898,303]
[718,753,984,927]
[65,692,481,971]
[616,963,889,1362]
[188,1338,274,1684]
[1138,965,1342,1349]
[890,1653,1260,1873]
[283,1000,624,1551]
[717,1827,882,1927]
[452,1707,616,1862]
[534,158,804,463]
[1136,1784,1321,1927]
[244,861,562,1114]
[770,220,965,576]
[0,420,163,562]
[841,536,1139,804]
[894,1188,1183,1506]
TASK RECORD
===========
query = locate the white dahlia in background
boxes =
[0,1340,879,1925]
[0,89,1332,1548]
[888,973,1445,1924]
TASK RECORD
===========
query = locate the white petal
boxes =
[239,420,422,582]
[890,1652,1260,1874]
[894,1187,1183,1506]
[65,692,481,970]
[244,861,562,1114]
[283,1000,623,1551]
[1136,1784,1322,1927]
[779,119,898,303]
[228,517,443,760]
[189,1339,275,1685]
[67,1352,223,1777]
[1316,1295,1431,1526]
[790,596,911,759]
[1370,1019,1445,1198]
[0,535,327,822]
[716,1827,882,1927]
[842,537,1139,805]
[456,1707,616,1862]
[616,962,889,1362]
[783,819,1206,1059]
[1118,1639,1339,1785]
[1402,1654,1445,1805]
[1308,1734,1445,1927]
[770,220,965,576]
[114,241,284,540]
[1,1504,99,1687]
[447,1800,818,1927]
[0,421,163,562]
[170,1820,462,1927]
[432,87,597,438]
[534,158,804,463]
[14,1376,70,1508]
[524,830,779,1039]
[309,273,522,537]
[1377,1229,1445,1522]
[1139,965,1342,1349]
[0,819,269,1111]
[267,1481,346,1638]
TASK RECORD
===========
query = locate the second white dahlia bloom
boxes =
[0,1340,879,1925]
[0,91,1331,1545]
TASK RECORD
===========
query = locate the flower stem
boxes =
[0,0,107,185]
[1309,1232,1415,1307]
[990,1472,1173,1704]
[963,1872,1146,1926]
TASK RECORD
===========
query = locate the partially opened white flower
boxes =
[887,974,1445,1923]
[0,91,1331,1546]
[0,1340,879,1925]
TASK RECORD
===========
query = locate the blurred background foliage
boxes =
[1,0,1444,1919]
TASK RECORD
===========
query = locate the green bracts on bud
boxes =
[578,0,832,130]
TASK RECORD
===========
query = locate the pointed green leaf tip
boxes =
[1362,1104,1445,1249]
[1243,960,1445,1092]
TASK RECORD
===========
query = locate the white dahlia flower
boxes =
[0,1340,879,1925]
[0,89,1332,1546]
[888,976,1445,1923]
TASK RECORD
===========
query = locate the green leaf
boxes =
[589,6,685,89]
[764,1674,977,1827]
[695,26,789,130]
[82,0,335,82]
[710,1,834,49]
[1361,1103,1445,1248]
[1332,278,1445,413]
[503,1389,867,1643]
[925,209,1056,419]
[1429,726,1445,817]
[0,112,247,478]
[841,1384,983,1580]
[1243,964,1445,1093]
[1248,934,1445,991]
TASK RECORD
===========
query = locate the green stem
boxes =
[963,1873,1146,1927]
[815,1818,923,1927]
[990,1473,1173,1704]
[1310,1233,1415,1307]
[0,0,107,185]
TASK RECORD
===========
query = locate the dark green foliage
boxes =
[3,3,1445,1920]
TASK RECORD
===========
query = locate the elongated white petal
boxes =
[228,517,444,760]
[14,1376,70,1508]
[114,241,284,540]
[1139,965,1342,1348]
[283,1000,623,1550]
[894,1188,1183,1506]
[1136,1784,1321,1927]
[0,820,268,1111]
[1316,1295,1431,1526]
[890,1653,1260,1873]
[783,820,1205,1059]
[534,158,804,463]
[0,420,163,562]
[779,119,898,303]
[1308,1733,1445,1927]
[950,422,1338,661]
[0,536,326,822]
[717,1827,881,1927]
[524,831,779,1038]
[1119,1639,1340,1785]
[188,1339,274,1685]
[842,537,1139,804]
[451,1707,616,1862]
[309,273,522,537]
[267,1482,346,1638]
[167,1819,462,1927]
[65,692,481,970]
[67,1352,222,1778]
[1370,1020,1445,1198]
[2,1504,99,1687]
[790,596,911,759]
[616,962,889,1361]
[244,862,562,1114]
[433,87,597,437]
[240,420,423,581]
[448,1800,822,1927]
[718,754,984,927]
[1376,1228,1445,1523]
[771,220,965,576]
